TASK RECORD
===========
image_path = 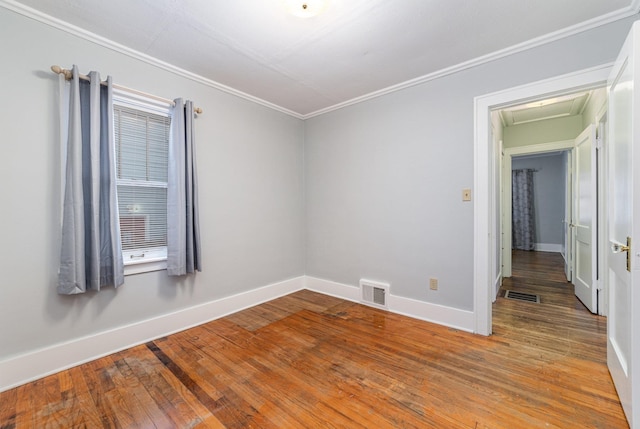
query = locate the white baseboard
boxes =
[1,274,478,392]
[535,243,563,253]
[0,276,305,393]
[493,273,503,302]
[305,276,474,333]
[305,276,361,301]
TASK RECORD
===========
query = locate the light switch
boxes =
[462,188,472,201]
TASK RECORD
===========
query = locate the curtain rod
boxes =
[51,65,203,115]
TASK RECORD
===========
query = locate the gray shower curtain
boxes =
[512,169,536,251]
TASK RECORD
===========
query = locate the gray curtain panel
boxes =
[167,99,202,275]
[58,65,124,294]
[512,169,536,251]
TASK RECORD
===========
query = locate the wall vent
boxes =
[360,279,389,309]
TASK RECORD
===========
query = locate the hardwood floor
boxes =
[0,251,628,428]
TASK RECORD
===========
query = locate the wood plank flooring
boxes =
[0,251,628,428]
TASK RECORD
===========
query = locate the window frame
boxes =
[112,89,172,276]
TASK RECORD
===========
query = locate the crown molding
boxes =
[0,0,305,119]
[301,3,640,119]
[2,0,638,120]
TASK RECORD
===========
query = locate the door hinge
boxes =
[596,137,603,150]
[596,280,603,291]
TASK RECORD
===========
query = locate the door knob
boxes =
[611,242,630,253]
[611,237,631,272]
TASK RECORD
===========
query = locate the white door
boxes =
[564,152,573,282]
[573,125,597,313]
[607,21,640,428]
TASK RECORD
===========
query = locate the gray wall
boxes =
[305,15,637,312]
[0,8,305,360]
[1,4,637,361]
[512,154,566,247]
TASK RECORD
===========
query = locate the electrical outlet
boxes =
[462,188,472,201]
[429,278,438,291]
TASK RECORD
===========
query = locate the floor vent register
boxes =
[504,290,540,304]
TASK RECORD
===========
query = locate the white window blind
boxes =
[113,103,170,264]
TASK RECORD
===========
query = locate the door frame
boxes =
[565,149,574,283]
[501,141,574,280]
[473,63,611,335]
[595,104,608,316]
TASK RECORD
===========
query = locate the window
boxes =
[113,92,171,273]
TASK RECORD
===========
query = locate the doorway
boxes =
[494,87,605,316]
[500,142,574,279]
[476,24,640,429]
[473,64,611,336]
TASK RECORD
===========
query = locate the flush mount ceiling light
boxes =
[282,0,329,18]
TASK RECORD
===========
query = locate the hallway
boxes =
[493,250,625,426]
[500,250,591,311]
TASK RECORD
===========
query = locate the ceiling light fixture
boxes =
[282,0,329,18]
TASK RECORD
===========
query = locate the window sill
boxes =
[123,248,168,276]
[124,258,167,276]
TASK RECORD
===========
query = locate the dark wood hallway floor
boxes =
[0,251,628,428]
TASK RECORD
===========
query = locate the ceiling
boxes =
[6,0,639,118]
[499,91,592,127]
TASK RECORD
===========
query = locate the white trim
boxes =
[0,274,478,392]
[0,276,305,393]
[535,243,563,253]
[505,140,576,156]
[0,0,303,119]
[124,259,167,276]
[502,149,511,278]
[305,276,475,332]
[503,140,576,277]
[494,273,502,301]
[387,295,474,332]
[113,90,171,116]
[302,5,638,119]
[474,63,612,336]
[595,103,609,317]
[1,0,637,120]
[305,276,360,301]
[489,129,501,301]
